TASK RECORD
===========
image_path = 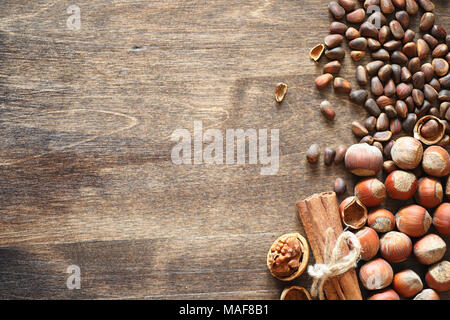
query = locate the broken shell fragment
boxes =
[310,44,325,63]
[275,83,288,103]
[414,115,446,145]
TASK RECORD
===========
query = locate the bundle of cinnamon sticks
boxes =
[297,192,362,300]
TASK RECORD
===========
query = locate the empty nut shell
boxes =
[280,286,311,300]
[414,115,446,145]
[310,44,325,63]
[267,233,309,281]
[395,204,432,237]
[380,231,412,263]
[339,196,368,230]
[275,83,288,102]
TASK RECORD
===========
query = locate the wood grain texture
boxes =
[0,0,448,299]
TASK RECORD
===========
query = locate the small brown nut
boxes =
[380,231,412,263]
[338,0,357,11]
[389,20,405,40]
[306,144,320,163]
[381,0,395,13]
[323,60,342,74]
[315,73,334,90]
[334,177,347,195]
[267,233,309,281]
[417,39,431,60]
[414,289,440,300]
[329,1,346,19]
[346,8,365,24]
[334,145,347,164]
[420,12,435,31]
[355,227,379,261]
[349,37,367,51]
[330,21,348,35]
[393,269,423,298]
[344,143,383,176]
[360,22,379,39]
[338,196,368,229]
[359,258,393,290]
[345,27,360,41]
[349,89,368,105]
[383,160,397,174]
[414,234,446,265]
[320,101,336,120]
[418,0,435,11]
[356,66,369,86]
[324,34,344,49]
[415,177,443,209]
[368,208,395,233]
[350,50,365,62]
[395,204,432,237]
[425,261,450,292]
[355,177,386,207]
[325,47,346,60]
[275,83,288,103]
[280,286,311,300]
[376,113,389,131]
[433,203,450,236]
[433,58,449,77]
[334,77,352,94]
[310,44,325,63]
[324,147,336,166]
[406,0,419,15]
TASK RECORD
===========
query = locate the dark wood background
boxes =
[0,0,448,299]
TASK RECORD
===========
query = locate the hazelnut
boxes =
[267,233,309,281]
[355,227,379,261]
[433,203,450,235]
[393,269,423,298]
[425,261,450,292]
[354,178,386,207]
[385,170,418,200]
[413,289,440,300]
[422,146,450,177]
[280,286,311,300]
[390,136,423,170]
[367,208,395,233]
[414,234,446,265]
[395,204,432,237]
[368,289,400,300]
[415,177,443,208]
[344,143,383,176]
[380,231,412,263]
[359,258,394,290]
[338,196,368,229]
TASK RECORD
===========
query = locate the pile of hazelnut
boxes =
[340,137,449,299]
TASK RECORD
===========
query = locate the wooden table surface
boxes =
[0,0,449,299]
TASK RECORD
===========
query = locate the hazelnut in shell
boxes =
[267,233,309,281]
[380,231,412,263]
[390,136,423,170]
[393,269,423,298]
[414,234,446,265]
[359,258,394,290]
[395,204,432,237]
[355,227,379,261]
[385,170,418,200]
[339,196,368,229]
[433,202,450,235]
[354,177,386,207]
[367,208,395,233]
[368,289,400,300]
[422,146,450,177]
[415,177,443,208]
[413,289,440,300]
[344,143,383,176]
[425,261,450,292]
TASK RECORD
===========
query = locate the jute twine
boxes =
[307,227,361,300]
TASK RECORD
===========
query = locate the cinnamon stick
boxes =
[296,192,362,300]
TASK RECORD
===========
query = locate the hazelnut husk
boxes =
[280,286,311,300]
[385,170,418,200]
[433,202,450,236]
[414,115,446,145]
[395,204,432,237]
[354,177,386,207]
[415,177,443,208]
[367,208,396,233]
[267,233,309,281]
[425,261,450,292]
[339,196,368,229]
[414,234,447,265]
[393,269,423,298]
[359,258,394,290]
[380,231,412,263]
[390,136,423,170]
[344,143,383,176]
[422,146,450,177]
[355,227,379,261]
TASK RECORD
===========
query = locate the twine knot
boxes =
[307,227,361,300]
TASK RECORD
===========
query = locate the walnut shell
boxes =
[280,286,312,300]
[414,115,446,145]
[267,232,309,281]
